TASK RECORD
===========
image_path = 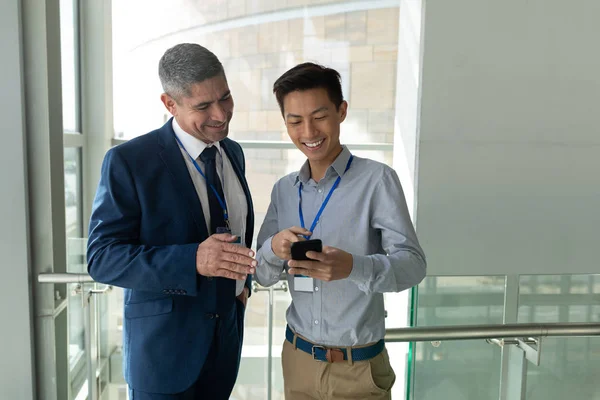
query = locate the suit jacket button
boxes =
[206,313,214,319]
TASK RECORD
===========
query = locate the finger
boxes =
[290,267,332,282]
[305,251,326,262]
[287,226,312,236]
[221,252,257,272]
[288,268,310,277]
[288,260,318,270]
[215,269,247,281]
[282,231,304,243]
[219,261,255,275]
[222,242,256,258]
[211,233,239,242]
[275,242,293,260]
[280,250,292,260]
[321,245,338,254]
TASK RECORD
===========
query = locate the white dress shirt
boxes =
[172,118,248,295]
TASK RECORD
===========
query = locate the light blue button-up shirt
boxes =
[255,146,426,346]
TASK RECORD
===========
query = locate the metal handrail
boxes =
[385,322,600,342]
[38,272,95,284]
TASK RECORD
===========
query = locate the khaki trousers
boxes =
[281,339,396,400]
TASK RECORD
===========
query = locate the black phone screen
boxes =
[290,239,323,260]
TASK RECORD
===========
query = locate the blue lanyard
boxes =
[298,155,354,239]
[173,134,230,227]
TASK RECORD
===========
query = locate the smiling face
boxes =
[282,88,347,170]
[160,74,234,143]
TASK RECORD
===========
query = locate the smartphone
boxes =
[290,239,322,260]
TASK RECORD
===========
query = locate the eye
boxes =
[288,120,301,126]
[315,115,327,120]
[220,93,231,101]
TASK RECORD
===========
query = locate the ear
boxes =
[338,101,348,123]
[160,93,178,116]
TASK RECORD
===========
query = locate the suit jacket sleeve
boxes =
[87,147,199,296]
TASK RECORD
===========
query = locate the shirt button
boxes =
[314,320,319,325]
[315,287,319,292]
[318,189,323,193]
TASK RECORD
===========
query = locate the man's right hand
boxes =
[271,226,312,260]
[196,233,256,280]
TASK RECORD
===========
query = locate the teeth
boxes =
[305,140,323,148]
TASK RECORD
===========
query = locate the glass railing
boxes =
[411,275,600,400]
[38,269,600,400]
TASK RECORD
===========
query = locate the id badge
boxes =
[293,276,314,292]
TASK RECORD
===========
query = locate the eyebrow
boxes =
[286,106,329,119]
[192,90,231,109]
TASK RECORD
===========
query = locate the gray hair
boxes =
[158,43,224,101]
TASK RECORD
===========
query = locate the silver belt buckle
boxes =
[311,345,325,360]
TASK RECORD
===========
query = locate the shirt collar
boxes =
[172,118,221,160]
[295,145,352,186]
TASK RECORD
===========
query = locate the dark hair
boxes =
[158,43,224,101]
[273,62,344,115]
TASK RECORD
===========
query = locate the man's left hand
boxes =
[287,246,353,281]
[236,286,249,308]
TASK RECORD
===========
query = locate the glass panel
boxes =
[412,276,506,400]
[271,285,291,400]
[518,274,600,400]
[233,289,270,399]
[65,147,84,383]
[59,0,79,133]
[97,281,125,400]
[64,147,83,239]
[232,282,291,400]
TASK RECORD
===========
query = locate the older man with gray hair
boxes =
[87,43,256,399]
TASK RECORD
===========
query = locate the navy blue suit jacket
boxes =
[87,119,254,393]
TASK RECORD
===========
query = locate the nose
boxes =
[210,102,227,123]
[303,119,317,138]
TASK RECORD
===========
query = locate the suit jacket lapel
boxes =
[157,120,209,239]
